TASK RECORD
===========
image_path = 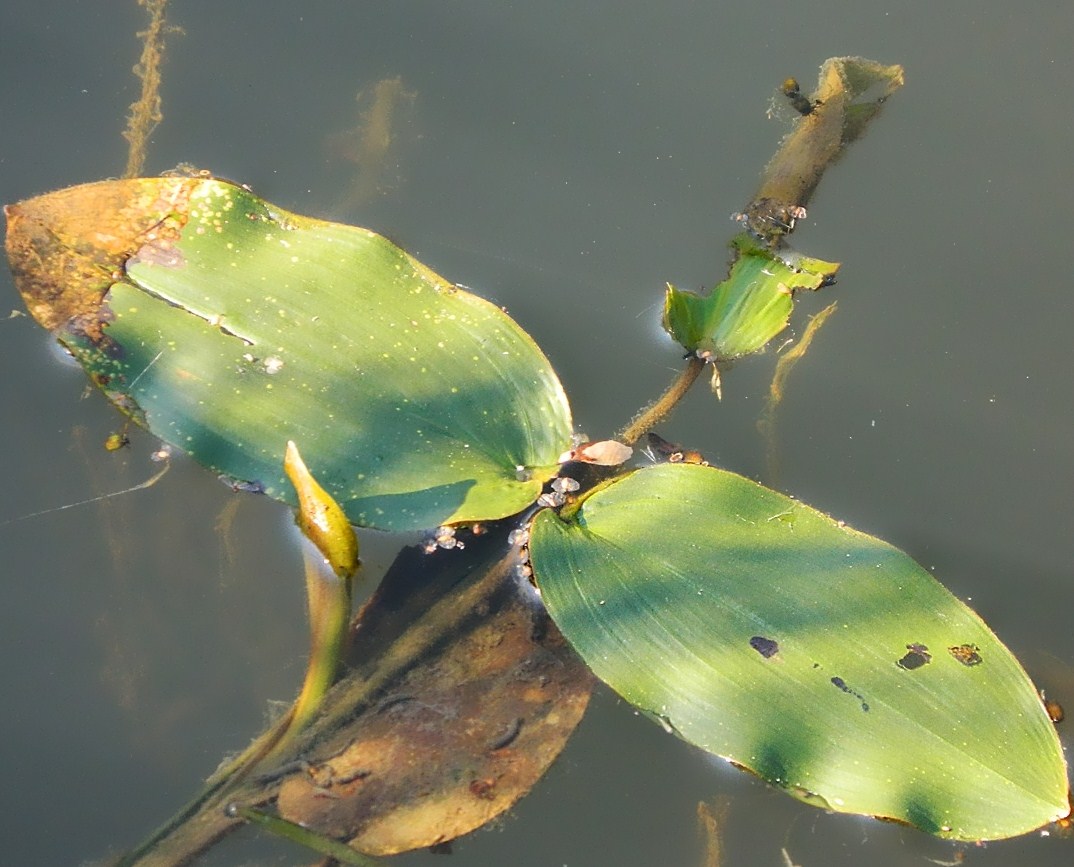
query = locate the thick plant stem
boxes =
[111,532,575,866]
[261,546,353,765]
[114,576,355,865]
[113,724,280,866]
[617,356,705,446]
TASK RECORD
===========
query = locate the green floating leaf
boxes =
[4,178,573,531]
[662,235,838,360]
[530,463,1069,841]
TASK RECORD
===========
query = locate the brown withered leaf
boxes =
[243,523,593,856]
[4,178,195,338]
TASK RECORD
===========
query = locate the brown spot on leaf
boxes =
[129,234,186,269]
[948,644,983,666]
[468,778,497,801]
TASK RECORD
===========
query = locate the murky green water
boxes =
[1,2,1071,865]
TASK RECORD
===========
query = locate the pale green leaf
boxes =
[530,463,1069,841]
[662,235,838,360]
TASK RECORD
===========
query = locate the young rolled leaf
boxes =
[529,463,1070,841]
[4,177,573,531]
[662,235,838,360]
[285,440,360,580]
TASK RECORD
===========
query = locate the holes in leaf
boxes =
[749,635,780,659]
[830,676,869,712]
[896,643,932,671]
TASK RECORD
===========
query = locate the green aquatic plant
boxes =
[4,56,1069,864]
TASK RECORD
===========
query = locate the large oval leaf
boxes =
[4,178,572,531]
[529,463,1069,841]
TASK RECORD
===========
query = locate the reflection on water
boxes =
[1,1,1072,865]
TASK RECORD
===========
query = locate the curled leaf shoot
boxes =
[284,440,360,579]
[269,440,359,756]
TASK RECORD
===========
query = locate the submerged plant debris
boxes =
[117,529,592,864]
[739,56,905,245]
[325,75,417,214]
[123,0,181,178]
[757,300,838,484]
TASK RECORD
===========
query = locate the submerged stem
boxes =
[123,0,180,178]
[758,301,838,486]
[228,804,381,866]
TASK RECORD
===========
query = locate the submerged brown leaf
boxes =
[129,526,594,865]
[268,530,593,854]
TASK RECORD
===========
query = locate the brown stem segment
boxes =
[738,57,904,246]
[617,357,705,447]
